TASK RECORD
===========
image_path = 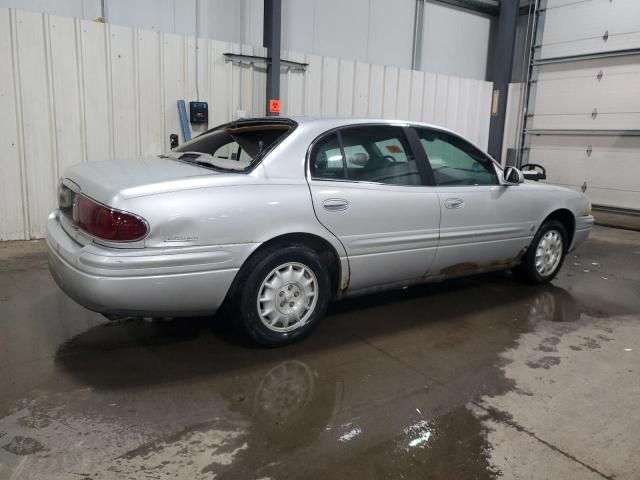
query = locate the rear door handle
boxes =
[322,198,350,211]
[444,198,464,209]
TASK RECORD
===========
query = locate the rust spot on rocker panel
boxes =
[441,248,527,277]
[440,262,480,276]
[489,258,515,269]
[487,247,529,270]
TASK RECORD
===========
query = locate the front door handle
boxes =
[444,198,464,209]
[323,198,350,211]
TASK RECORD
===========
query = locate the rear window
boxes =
[174,120,294,171]
[310,125,421,186]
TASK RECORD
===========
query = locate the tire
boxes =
[514,219,568,284]
[231,244,331,347]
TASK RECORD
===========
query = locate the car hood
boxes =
[63,156,239,206]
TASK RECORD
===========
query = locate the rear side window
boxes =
[310,126,421,186]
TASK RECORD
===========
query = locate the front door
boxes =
[413,128,534,276]
[307,125,441,292]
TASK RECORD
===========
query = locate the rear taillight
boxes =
[73,195,148,242]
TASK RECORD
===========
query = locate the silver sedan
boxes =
[47,117,594,346]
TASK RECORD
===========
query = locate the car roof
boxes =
[243,116,469,141]
[241,115,444,130]
[227,116,496,163]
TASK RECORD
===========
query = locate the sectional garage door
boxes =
[523,0,640,212]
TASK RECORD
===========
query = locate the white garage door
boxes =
[528,134,640,210]
[541,0,640,59]
[524,0,640,212]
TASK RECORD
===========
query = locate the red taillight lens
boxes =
[73,195,148,241]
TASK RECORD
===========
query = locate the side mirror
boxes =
[169,133,179,150]
[503,166,524,185]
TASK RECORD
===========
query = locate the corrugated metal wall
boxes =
[0,7,493,241]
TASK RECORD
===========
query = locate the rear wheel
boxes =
[233,244,331,347]
[514,219,568,284]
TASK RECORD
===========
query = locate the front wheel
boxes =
[514,220,568,284]
[233,245,331,347]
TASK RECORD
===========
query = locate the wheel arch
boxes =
[225,232,345,309]
[541,208,576,249]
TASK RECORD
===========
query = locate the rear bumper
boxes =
[570,215,594,251]
[47,211,251,317]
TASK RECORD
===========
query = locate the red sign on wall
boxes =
[269,99,281,114]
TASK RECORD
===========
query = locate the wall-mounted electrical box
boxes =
[189,101,208,124]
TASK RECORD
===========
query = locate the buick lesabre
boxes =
[47,117,594,346]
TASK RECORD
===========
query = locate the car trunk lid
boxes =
[61,155,229,206]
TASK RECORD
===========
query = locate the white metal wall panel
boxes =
[161,33,186,144]
[541,0,640,59]
[337,59,355,117]
[382,67,399,119]
[49,15,84,173]
[408,70,425,122]
[137,28,164,156]
[321,57,339,117]
[396,69,412,120]
[110,24,139,159]
[304,53,323,117]
[15,9,57,239]
[368,64,385,118]
[352,62,370,117]
[208,40,233,127]
[280,50,305,117]
[0,8,26,240]
[251,46,267,118]
[0,7,493,241]
[421,72,437,123]
[527,135,640,210]
[81,19,111,162]
[281,57,493,148]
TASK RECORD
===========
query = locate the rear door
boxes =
[413,128,534,276]
[307,124,440,292]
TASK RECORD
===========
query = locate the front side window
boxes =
[310,126,421,186]
[416,129,497,186]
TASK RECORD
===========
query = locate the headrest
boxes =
[350,152,368,166]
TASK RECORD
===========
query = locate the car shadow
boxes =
[54,272,581,392]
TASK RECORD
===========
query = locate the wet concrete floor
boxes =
[0,225,639,479]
